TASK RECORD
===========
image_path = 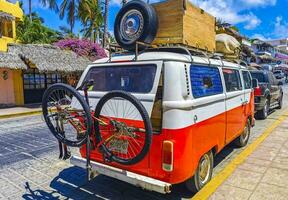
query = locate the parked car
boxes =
[250,70,283,119]
[273,70,285,80]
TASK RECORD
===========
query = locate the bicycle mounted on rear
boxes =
[42,79,153,179]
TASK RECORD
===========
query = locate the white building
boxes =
[266,38,288,53]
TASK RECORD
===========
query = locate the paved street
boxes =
[0,85,288,200]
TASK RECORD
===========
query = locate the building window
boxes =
[24,70,66,90]
[223,69,242,92]
[190,65,223,98]
[46,73,64,87]
[0,20,13,38]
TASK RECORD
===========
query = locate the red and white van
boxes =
[69,48,255,193]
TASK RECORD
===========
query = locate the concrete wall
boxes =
[0,68,15,106]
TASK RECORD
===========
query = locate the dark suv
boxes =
[250,70,283,119]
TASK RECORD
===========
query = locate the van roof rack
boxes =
[107,42,246,68]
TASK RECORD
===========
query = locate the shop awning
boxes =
[7,44,91,72]
[275,53,288,60]
[0,52,27,70]
[0,11,15,21]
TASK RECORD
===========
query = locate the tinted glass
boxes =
[251,72,267,83]
[242,71,252,89]
[190,65,223,98]
[223,69,242,92]
[84,65,157,93]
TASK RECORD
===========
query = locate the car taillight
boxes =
[162,141,174,172]
[254,86,262,96]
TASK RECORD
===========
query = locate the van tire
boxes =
[256,98,269,119]
[185,151,214,193]
[114,0,158,51]
[233,120,251,147]
[276,93,283,109]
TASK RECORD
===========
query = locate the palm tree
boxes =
[59,0,79,33]
[103,0,109,47]
[28,0,58,22]
[78,0,103,42]
[29,0,32,21]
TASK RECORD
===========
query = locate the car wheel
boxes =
[257,99,269,120]
[276,94,283,109]
[233,120,251,147]
[185,151,214,193]
[114,0,158,51]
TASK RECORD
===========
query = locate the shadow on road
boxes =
[21,144,239,200]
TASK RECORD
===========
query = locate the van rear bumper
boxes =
[70,156,172,194]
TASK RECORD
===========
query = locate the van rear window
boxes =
[84,64,157,93]
[250,72,266,83]
[190,65,223,98]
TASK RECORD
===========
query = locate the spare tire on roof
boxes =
[114,0,158,51]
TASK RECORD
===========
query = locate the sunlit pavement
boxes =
[209,116,288,200]
[0,85,288,200]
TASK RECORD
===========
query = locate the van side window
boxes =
[223,69,242,92]
[190,65,223,98]
[242,71,252,89]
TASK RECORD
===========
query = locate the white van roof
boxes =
[92,51,246,69]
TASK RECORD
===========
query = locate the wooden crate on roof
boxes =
[152,0,216,52]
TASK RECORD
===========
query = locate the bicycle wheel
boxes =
[42,83,92,147]
[94,91,152,165]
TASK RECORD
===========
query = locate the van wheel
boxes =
[185,151,214,193]
[257,98,269,119]
[233,120,251,147]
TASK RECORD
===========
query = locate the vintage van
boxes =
[61,48,255,193]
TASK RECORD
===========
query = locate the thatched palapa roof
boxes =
[7,44,91,72]
[0,52,26,70]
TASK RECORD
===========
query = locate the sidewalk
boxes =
[0,105,42,119]
[195,113,288,200]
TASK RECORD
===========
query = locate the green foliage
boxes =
[16,14,60,44]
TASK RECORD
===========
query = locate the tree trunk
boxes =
[29,0,32,22]
[103,0,109,48]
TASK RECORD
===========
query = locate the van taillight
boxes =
[162,141,174,172]
[254,86,262,96]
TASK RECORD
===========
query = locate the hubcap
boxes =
[120,9,144,42]
[199,154,211,184]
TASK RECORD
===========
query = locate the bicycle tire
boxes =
[94,91,152,165]
[42,83,92,147]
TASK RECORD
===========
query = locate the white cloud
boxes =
[190,0,276,30]
[272,16,288,38]
[244,13,262,30]
[251,16,288,40]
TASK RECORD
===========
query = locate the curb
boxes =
[192,110,288,200]
[0,110,42,119]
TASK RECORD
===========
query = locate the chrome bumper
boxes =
[70,156,172,194]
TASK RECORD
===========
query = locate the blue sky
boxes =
[12,0,288,40]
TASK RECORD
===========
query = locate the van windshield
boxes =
[84,64,157,93]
